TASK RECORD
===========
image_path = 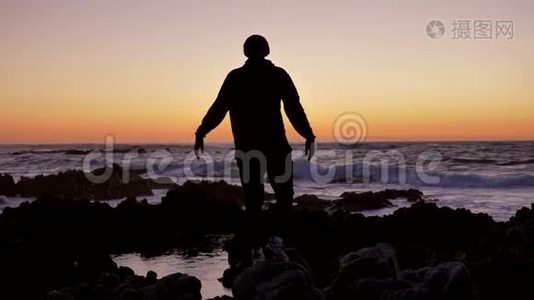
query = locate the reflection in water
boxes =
[112,235,232,299]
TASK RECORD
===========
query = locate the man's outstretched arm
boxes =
[280,69,316,160]
[194,74,232,157]
[196,74,232,138]
[280,70,315,140]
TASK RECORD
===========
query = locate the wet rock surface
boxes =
[222,201,534,300]
[0,180,533,299]
[0,164,175,200]
[294,188,424,212]
[44,267,202,300]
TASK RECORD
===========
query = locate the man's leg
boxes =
[236,156,266,249]
[266,151,294,238]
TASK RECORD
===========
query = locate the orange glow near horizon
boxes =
[1,0,533,144]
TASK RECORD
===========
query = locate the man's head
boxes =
[244,35,270,58]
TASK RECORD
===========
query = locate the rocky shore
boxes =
[0,177,533,299]
[0,164,175,200]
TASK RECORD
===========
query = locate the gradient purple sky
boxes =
[1,0,533,143]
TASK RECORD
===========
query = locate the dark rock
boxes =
[163,180,244,209]
[0,173,17,196]
[64,150,92,155]
[333,189,424,212]
[46,270,201,300]
[2,179,534,299]
[96,272,120,288]
[417,262,478,300]
[77,252,118,282]
[330,244,401,299]
[338,243,400,281]
[225,201,507,298]
[233,260,324,300]
[0,180,247,299]
[14,164,155,200]
[139,273,202,300]
[329,244,477,300]
[294,194,330,211]
[146,270,158,282]
[469,259,534,300]
[220,267,245,289]
[232,239,324,300]
[334,191,394,212]
[383,189,423,202]
[117,266,135,279]
[161,180,245,233]
[46,289,74,300]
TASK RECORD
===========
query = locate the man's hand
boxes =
[304,137,316,161]
[194,134,204,160]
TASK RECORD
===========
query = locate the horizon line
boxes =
[1,138,534,146]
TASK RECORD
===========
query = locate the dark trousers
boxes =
[235,150,293,248]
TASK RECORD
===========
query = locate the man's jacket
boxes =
[196,58,314,153]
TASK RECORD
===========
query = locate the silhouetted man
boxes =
[194,35,315,257]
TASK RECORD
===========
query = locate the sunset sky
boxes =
[1,0,533,144]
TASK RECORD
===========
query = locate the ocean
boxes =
[1,141,533,298]
[1,141,533,221]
